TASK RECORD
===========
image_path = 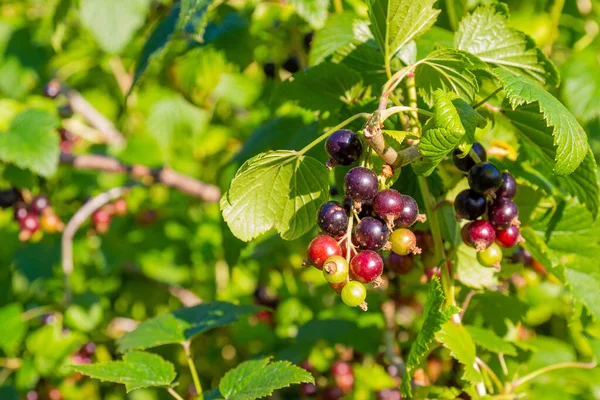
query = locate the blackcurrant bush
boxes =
[390,228,421,255]
[317,201,349,236]
[452,142,486,172]
[354,217,389,250]
[43,80,61,98]
[335,372,354,393]
[323,255,349,284]
[0,188,19,208]
[496,225,522,248]
[283,55,300,73]
[496,172,517,199]
[325,129,363,166]
[462,220,495,251]
[30,195,50,215]
[341,281,367,309]
[468,162,502,194]
[263,62,276,78]
[307,235,342,270]
[20,214,40,233]
[454,189,487,221]
[350,250,383,283]
[394,195,424,228]
[477,243,503,269]
[488,198,519,228]
[386,252,414,275]
[373,189,403,222]
[344,167,379,203]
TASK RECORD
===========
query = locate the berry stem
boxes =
[472,87,503,109]
[405,74,421,137]
[345,212,355,262]
[183,341,204,400]
[167,388,186,400]
[378,106,434,121]
[418,176,455,306]
[510,361,597,392]
[299,113,370,156]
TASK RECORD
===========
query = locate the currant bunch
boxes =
[91,198,128,234]
[453,143,523,269]
[1,190,65,241]
[305,130,426,310]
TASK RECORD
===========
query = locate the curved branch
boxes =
[59,152,221,203]
[363,112,421,169]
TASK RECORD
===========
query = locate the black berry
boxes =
[488,198,519,228]
[0,188,20,208]
[373,189,403,222]
[344,167,379,203]
[452,142,487,172]
[303,31,314,51]
[394,195,423,228]
[58,104,73,119]
[317,201,349,236]
[254,285,280,309]
[263,62,276,78]
[354,217,389,250]
[468,162,502,194]
[283,56,300,73]
[350,250,384,283]
[454,189,487,221]
[325,129,363,166]
[496,172,517,199]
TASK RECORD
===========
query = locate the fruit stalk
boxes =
[183,341,204,400]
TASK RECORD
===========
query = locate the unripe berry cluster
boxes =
[305,130,426,310]
[453,143,523,270]
[1,189,64,241]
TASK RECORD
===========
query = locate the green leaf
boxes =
[117,302,259,352]
[288,0,329,29]
[179,0,215,41]
[455,244,498,289]
[26,323,86,376]
[275,63,363,113]
[414,90,486,176]
[561,50,600,123]
[366,0,440,66]
[0,303,26,355]
[414,386,462,399]
[435,322,480,384]
[80,0,150,54]
[401,278,458,397]
[221,151,329,242]
[309,12,361,66]
[455,4,558,86]
[219,357,314,400]
[469,292,528,336]
[0,109,60,177]
[496,68,588,176]
[73,351,176,393]
[415,48,480,106]
[465,325,517,356]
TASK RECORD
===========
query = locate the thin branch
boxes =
[459,290,477,321]
[473,87,503,109]
[62,187,127,303]
[183,341,203,399]
[378,64,418,111]
[510,361,597,391]
[169,286,203,306]
[167,387,186,400]
[476,357,505,394]
[499,353,509,376]
[109,56,132,95]
[363,113,421,169]
[59,152,221,202]
[473,362,488,396]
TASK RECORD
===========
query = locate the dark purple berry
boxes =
[0,188,20,208]
[30,195,50,215]
[300,383,318,397]
[454,189,487,221]
[58,104,73,119]
[82,342,96,356]
[496,172,517,199]
[263,62,276,78]
[43,80,61,98]
[317,201,349,236]
[468,162,502,194]
[373,189,403,221]
[283,55,300,73]
[394,195,422,228]
[452,142,487,172]
[386,252,414,275]
[344,167,379,203]
[343,196,373,217]
[14,202,28,221]
[462,220,495,251]
[354,217,389,250]
[414,230,434,254]
[350,250,384,283]
[488,198,519,228]
[495,225,522,248]
[303,31,314,51]
[254,285,280,309]
[325,129,363,166]
[323,386,343,400]
[513,247,534,266]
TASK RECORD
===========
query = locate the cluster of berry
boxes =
[305,130,425,310]
[43,80,78,153]
[453,143,522,269]
[0,189,64,241]
[91,198,128,234]
[71,341,96,365]
[300,360,354,399]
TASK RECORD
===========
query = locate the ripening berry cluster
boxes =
[452,143,522,269]
[305,129,426,310]
[0,189,64,241]
[91,198,128,234]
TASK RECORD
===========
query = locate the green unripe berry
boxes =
[477,243,503,269]
[390,228,421,256]
[341,281,367,308]
[323,255,349,284]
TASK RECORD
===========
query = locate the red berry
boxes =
[113,198,128,216]
[354,217,389,250]
[386,252,414,275]
[307,235,342,270]
[329,281,346,293]
[350,250,384,283]
[20,214,39,233]
[323,386,343,400]
[373,189,404,221]
[488,198,519,228]
[14,202,28,221]
[495,225,522,248]
[30,195,50,215]
[92,209,111,225]
[462,220,495,251]
[331,360,352,376]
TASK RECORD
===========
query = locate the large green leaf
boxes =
[465,325,517,356]
[561,50,600,123]
[415,48,479,106]
[179,0,214,41]
[80,0,150,54]
[367,0,440,67]
[455,3,558,86]
[455,244,498,289]
[218,357,314,400]
[497,69,588,176]
[288,0,329,29]
[0,303,26,355]
[401,278,458,397]
[435,322,480,384]
[221,151,330,242]
[414,90,486,176]
[0,109,60,177]
[73,352,176,393]
[117,302,259,352]
[309,12,362,66]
